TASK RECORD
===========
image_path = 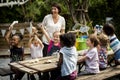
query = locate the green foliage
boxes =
[0,0,120,39]
[25,1,41,21]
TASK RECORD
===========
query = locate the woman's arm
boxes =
[38,24,51,42]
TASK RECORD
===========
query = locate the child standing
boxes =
[5,26,25,80]
[78,34,100,75]
[28,35,44,59]
[103,23,120,66]
[57,32,78,80]
[28,27,44,80]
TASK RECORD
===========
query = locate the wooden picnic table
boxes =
[9,55,82,73]
[8,50,114,80]
[9,50,114,73]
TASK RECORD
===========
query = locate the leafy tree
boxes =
[0,0,120,38]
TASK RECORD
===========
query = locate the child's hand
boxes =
[9,26,13,31]
[93,27,98,35]
[37,23,44,30]
[10,21,18,27]
[32,27,38,34]
[9,21,18,31]
[34,35,39,40]
[37,23,42,28]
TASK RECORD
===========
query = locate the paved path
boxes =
[0,56,40,80]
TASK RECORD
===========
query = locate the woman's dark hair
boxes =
[52,2,61,13]
[89,34,99,47]
[103,23,115,36]
[60,33,76,47]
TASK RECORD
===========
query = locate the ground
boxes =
[0,55,40,80]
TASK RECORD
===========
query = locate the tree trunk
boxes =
[65,0,78,24]
[65,0,90,26]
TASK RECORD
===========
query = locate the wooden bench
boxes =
[76,65,120,80]
[0,67,14,80]
[0,23,42,50]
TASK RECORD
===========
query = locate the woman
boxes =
[41,2,66,57]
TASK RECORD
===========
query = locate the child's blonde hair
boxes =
[53,31,60,36]
[98,33,109,47]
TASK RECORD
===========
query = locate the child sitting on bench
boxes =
[103,23,120,66]
[78,34,100,76]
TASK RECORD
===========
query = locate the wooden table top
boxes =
[9,50,113,74]
[9,56,82,74]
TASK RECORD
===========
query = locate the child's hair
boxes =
[12,34,23,41]
[103,23,115,36]
[60,32,76,47]
[89,34,99,47]
[98,33,108,47]
[53,31,60,36]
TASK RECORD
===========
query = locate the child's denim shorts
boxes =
[115,49,120,60]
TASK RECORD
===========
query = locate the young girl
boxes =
[27,26,43,79]
[5,26,25,80]
[97,33,108,70]
[39,25,61,56]
[94,28,109,70]
[103,23,120,66]
[28,35,44,59]
[78,34,100,76]
[39,24,61,80]
[57,32,78,80]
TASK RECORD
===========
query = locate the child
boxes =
[94,27,109,70]
[57,32,78,80]
[103,23,120,66]
[78,34,100,76]
[28,26,44,80]
[39,25,61,56]
[28,35,44,59]
[5,26,25,80]
[39,24,61,80]
[97,33,109,70]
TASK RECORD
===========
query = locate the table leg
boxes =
[10,74,13,80]
[78,63,84,73]
[27,74,30,80]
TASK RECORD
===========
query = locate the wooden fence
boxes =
[0,22,42,56]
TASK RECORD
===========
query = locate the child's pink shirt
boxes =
[47,40,60,53]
